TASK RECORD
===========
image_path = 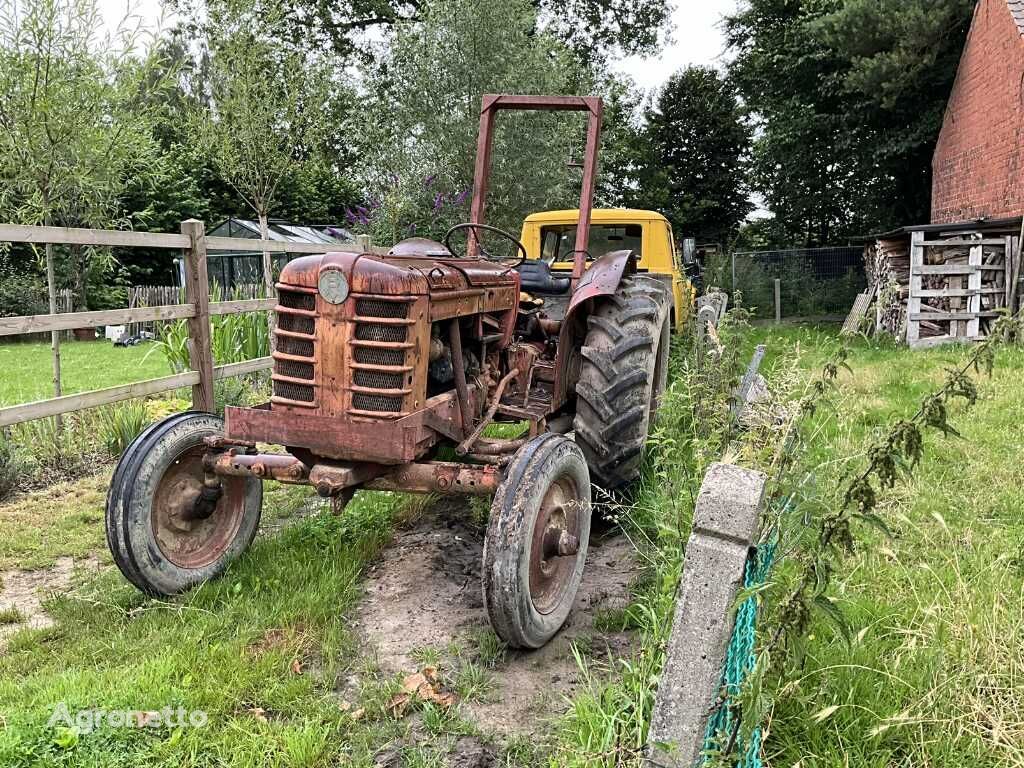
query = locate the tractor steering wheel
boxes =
[443,223,528,266]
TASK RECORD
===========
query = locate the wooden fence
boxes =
[0,220,379,428]
[123,284,264,336]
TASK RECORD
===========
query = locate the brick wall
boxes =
[932,0,1024,223]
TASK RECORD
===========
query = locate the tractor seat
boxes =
[516,260,570,295]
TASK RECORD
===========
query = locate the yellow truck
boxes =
[520,208,697,330]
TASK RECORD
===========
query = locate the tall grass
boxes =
[152,284,270,373]
[555,312,769,766]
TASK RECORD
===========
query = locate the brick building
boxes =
[932,0,1024,224]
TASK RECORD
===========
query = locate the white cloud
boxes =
[613,1,739,92]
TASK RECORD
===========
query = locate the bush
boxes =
[100,401,151,457]
[0,272,49,318]
[0,433,26,500]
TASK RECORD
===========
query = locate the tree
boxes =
[356,0,589,243]
[624,67,753,245]
[725,0,974,246]
[0,0,166,404]
[194,0,339,303]
[174,0,673,64]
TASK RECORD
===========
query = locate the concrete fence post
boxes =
[646,463,767,768]
[774,278,781,324]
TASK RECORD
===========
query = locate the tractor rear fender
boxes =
[552,249,637,407]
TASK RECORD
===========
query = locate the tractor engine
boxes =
[261,243,521,463]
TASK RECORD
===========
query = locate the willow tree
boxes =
[0,0,164,405]
[195,1,334,308]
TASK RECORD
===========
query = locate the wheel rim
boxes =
[650,317,669,418]
[152,445,248,569]
[528,474,583,615]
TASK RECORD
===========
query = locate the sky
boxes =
[615,1,738,91]
[97,0,736,89]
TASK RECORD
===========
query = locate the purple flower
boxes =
[454,188,471,205]
[432,192,444,212]
[424,174,437,188]
[344,207,357,224]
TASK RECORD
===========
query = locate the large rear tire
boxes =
[105,413,262,596]
[482,434,591,649]
[573,275,671,490]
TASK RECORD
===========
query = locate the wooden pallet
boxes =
[840,290,873,336]
[907,231,1019,349]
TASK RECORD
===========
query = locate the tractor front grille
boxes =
[354,323,408,343]
[354,370,404,390]
[273,380,315,403]
[352,393,404,413]
[356,299,409,319]
[272,287,318,408]
[354,346,405,367]
[349,295,416,417]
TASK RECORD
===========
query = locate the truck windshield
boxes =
[540,224,642,264]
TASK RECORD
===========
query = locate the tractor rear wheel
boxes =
[573,275,671,490]
[105,413,262,596]
[482,434,591,649]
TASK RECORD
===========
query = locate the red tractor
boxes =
[106,95,672,649]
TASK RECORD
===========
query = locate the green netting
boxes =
[700,537,777,768]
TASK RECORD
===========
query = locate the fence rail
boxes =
[0,219,374,428]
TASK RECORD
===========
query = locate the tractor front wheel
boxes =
[105,413,263,596]
[482,434,591,649]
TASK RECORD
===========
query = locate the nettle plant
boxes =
[720,312,1024,763]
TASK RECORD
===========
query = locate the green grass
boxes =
[745,326,1024,767]
[0,340,169,406]
[2,323,1022,766]
[554,323,1024,767]
[0,491,422,767]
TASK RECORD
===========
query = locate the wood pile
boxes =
[849,222,1023,348]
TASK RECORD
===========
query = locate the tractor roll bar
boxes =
[469,94,604,286]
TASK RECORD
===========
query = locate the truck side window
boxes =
[541,228,563,263]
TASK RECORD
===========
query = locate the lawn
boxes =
[741,325,1024,767]
[0,324,1022,767]
[0,340,170,407]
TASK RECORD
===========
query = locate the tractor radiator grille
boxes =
[349,295,416,416]
[273,288,317,407]
[354,323,408,343]
[352,393,404,413]
[354,370,404,390]
[356,299,409,319]
[354,346,405,367]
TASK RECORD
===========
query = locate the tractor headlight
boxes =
[318,269,349,305]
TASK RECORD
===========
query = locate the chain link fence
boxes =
[706,247,867,320]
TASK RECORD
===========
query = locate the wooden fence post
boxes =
[774,278,781,324]
[181,219,215,413]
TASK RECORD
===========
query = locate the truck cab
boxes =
[520,209,696,331]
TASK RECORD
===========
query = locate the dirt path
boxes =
[355,498,641,742]
[0,555,102,649]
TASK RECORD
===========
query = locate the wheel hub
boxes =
[152,446,247,570]
[529,476,582,615]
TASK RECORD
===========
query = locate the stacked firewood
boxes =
[863,237,911,337]
[846,226,1022,346]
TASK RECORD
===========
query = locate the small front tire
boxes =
[482,434,591,649]
[105,413,263,597]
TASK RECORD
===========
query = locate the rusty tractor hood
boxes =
[279,251,517,295]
